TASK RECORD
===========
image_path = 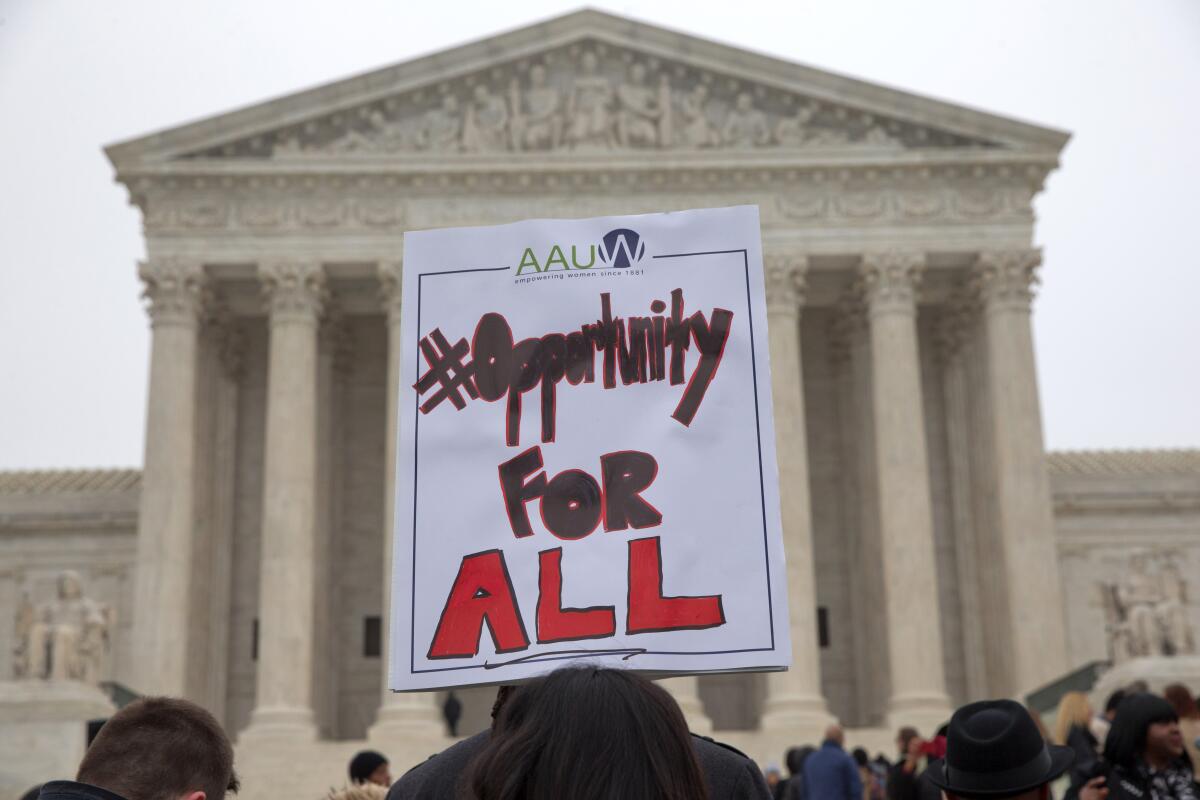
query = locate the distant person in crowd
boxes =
[893,728,920,769]
[764,765,783,799]
[442,691,462,737]
[1093,689,1128,750]
[1078,692,1198,800]
[870,755,891,796]
[390,667,771,800]
[38,697,238,800]
[349,751,392,787]
[853,748,882,800]
[1056,691,1101,786]
[803,724,863,800]
[781,745,815,800]
[888,725,945,800]
[1164,684,1200,770]
[927,698,1077,800]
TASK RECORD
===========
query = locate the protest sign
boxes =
[389,205,791,691]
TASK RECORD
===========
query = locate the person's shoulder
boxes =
[388,732,488,800]
[691,732,753,762]
[690,734,772,800]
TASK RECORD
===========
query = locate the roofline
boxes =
[105,8,1069,169]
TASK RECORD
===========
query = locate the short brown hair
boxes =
[77,697,239,800]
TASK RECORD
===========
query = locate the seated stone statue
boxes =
[14,570,112,683]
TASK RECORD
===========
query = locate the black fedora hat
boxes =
[927,700,1074,798]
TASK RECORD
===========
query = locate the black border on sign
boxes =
[409,249,774,675]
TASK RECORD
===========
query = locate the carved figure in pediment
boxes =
[721,92,770,148]
[14,570,112,684]
[509,64,563,150]
[676,84,718,148]
[615,63,670,148]
[774,105,815,147]
[274,130,308,157]
[423,95,463,152]
[807,126,851,146]
[328,110,388,153]
[566,51,615,150]
[860,116,901,146]
[462,85,511,153]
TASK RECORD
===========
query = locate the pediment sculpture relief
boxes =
[1099,550,1196,663]
[13,570,114,684]
[189,44,993,159]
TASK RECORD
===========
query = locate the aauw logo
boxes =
[598,228,646,268]
[515,228,647,275]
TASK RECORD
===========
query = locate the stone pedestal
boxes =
[0,681,115,800]
[1090,656,1200,708]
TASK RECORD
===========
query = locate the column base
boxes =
[367,693,445,744]
[885,692,954,736]
[659,676,713,735]
[760,692,835,742]
[239,705,318,743]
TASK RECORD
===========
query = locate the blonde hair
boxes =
[1054,691,1092,745]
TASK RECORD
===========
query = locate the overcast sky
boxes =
[1,0,1197,470]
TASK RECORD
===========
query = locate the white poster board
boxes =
[389,205,791,691]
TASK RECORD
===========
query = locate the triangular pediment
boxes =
[106,10,1068,169]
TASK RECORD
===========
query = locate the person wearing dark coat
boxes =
[781,746,816,800]
[926,698,1076,800]
[390,674,771,800]
[1072,693,1199,800]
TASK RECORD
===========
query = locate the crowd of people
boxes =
[17,669,1200,800]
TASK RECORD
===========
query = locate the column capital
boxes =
[764,254,808,316]
[139,258,208,328]
[933,289,979,365]
[378,259,403,325]
[858,250,925,315]
[972,249,1041,311]
[203,303,245,380]
[260,260,327,323]
[827,292,867,367]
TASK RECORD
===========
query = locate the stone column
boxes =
[370,260,445,742]
[760,255,832,737]
[936,301,989,701]
[243,260,326,739]
[859,252,952,731]
[972,250,1068,694]
[132,258,207,698]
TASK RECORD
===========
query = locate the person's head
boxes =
[824,724,845,746]
[928,699,1073,800]
[1163,683,1200,720]
[75,697,238,800]
[1104,689,1126,721]
[348,751,391,787]
[1104,693,1183,770]
[465,666,708,800]
[896,726,920,755]
[784,745,815,776]
[764,766,781,787]
[852,748,869,768]
[1053,692,1092,745]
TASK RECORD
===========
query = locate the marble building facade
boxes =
[2,10,1198,795]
